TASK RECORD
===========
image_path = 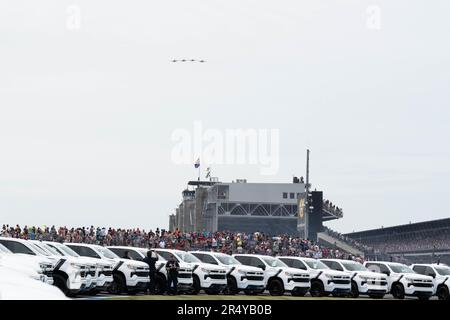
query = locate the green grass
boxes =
[107,294,369,301]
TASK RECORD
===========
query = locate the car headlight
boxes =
[70,263,85,269]
[284,271,294,277]
[126,264,138,271]
[404,277,415,282]
[324,273,333,279]
[237,269,247,275]
[200,267,211,274]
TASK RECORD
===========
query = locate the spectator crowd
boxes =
[3,223,447,261]
[354,229,450,255]
[1,224,362,262]
[323,200,343,217]
[323,226,373,253]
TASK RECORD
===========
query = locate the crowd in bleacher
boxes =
[3,222,447,260]
[323,226,373,253]
[323,200,343,217]
[1,224,362,261]
[354,229,450,254]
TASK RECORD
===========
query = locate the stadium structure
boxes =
[168,178,449,262]
[346,218,450,265]
[168,177,344,243]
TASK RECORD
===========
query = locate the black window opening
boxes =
[293,260,307,270]
[0,240,35,255]
[413,265,426,275]
[67,245,100,259]
[425,267,436,277]
[332,261,344,271]
[234,256,250,265]
[202,254,218,265]
[157,250,178,262]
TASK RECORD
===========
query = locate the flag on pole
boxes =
[206,167,211,179]
[194,158,200,169]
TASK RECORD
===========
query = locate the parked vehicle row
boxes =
[0,238,148,297]
[1,237,448,300]
[363,261,435,300]
[107,246,194,294]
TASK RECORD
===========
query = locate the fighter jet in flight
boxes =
[171,59,206,63]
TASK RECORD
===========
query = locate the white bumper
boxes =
[358,282,388,295]
[199,273,227,290]
[96,272,113,289]
[404,282,434,296]
[126,275,150,288]
[284,276,310,291]
[323,279,351,294]
[235,274,265,290]
[177,273,194,287]
[67,272,85,291]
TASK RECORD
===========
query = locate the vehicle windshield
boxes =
[97,247,120,259]
[304,259,329,270]
[0,244,12,254]
[262,256,288,268]
[135,248,152,259]
[52,244,80,257]
[40,243,63,256]
[341,261,367,271]
[215,255,241,265]
[388,264,415,274]
[28,242,52,256]
[177,252,201,263]
[435,266,450,276]
[43,243,65,256]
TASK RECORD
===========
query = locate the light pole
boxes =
[305,149,310,240]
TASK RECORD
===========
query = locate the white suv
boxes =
[233,254,310,296]
[279,256,350,297]
[364,261,434,300]
[31,240,99,295]
[66,243,150,294]
[0,265,68,300]
[0,243,54,286]
[108,246,194,294]
[155,249,227,295]
[45,242,114,294]
[321,259,388,299]
[0,238,87,296]
[411,263,450,300]
[190,251,266,295]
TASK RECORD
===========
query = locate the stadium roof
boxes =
[345,217,450,238]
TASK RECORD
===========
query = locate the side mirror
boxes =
[428,274,436,278]
[382,271,390,276]
[258,264,266,270]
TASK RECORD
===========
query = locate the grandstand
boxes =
[170,178,343,241]
[345,218,450,265]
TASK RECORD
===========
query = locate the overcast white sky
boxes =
[1,0,449,233]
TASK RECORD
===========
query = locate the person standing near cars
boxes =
[143,249,159,294]
[166,254,180,295]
